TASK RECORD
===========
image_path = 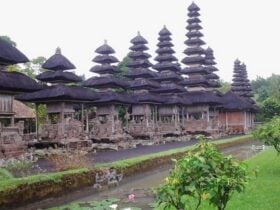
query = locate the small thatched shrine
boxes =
[18,48,96,148]
[0,38,41,157]
[219,60,256,134]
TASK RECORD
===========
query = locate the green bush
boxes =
[0,168,13,180]
[155,141,249,210]
[253,117,280,154]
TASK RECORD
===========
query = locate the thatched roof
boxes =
[93,91,134,105]
[130,79,160,90]
[83,76,128,89]
[13,100,35,119]
[133,92,163,104]
[130,32,148,44]
[0,71,41,93]
[0,38,29,65]
[188,2,200,11]
[42,48,76,71]
[163,95,190,105]
[152,84,186,94]
[221,91,257,111]
[36,70,82,83]
[181,91,222,105]
[153,71,184,82]
[95,41,115,54]
[16,84,98,103]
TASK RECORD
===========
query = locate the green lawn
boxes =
[200,149,280,210]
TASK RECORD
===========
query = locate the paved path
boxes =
[92,139,198,163]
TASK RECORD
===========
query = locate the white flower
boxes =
[109,204,118,209]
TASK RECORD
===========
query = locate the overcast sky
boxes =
[1,0,279,82]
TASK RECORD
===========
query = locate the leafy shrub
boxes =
[155,141,249,210]
[0,153,42,177]
[253,117,280,154]
[0,168,13,180]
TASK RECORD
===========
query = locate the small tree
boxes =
[253,117,280,154]
[155,141,249,210]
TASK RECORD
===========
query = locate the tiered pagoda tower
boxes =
[181,2,212,91]
[83,41,132,143]
[125,32,162,140]
[153,26,187,137]
[180,2,221,136]
[0,38,40,157]
[231,60,253,99]
[204,47,220,89]
[18,48,96,148]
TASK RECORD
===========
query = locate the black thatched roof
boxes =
[130,79,160,90]
[163,95,190,105]
[188,2,200,11]
[181,90,222,105]
[0,39,29,65]
[153,62,181,72]
[83,76,128,89]
[42,48,76,71]
[231,60,253,98]
[125,68,156,79]
[16,84,98,103]
[153,71,184,82]
[151,83,186,94]
[0,71,41,93]
[92,55,118,64]
[95,40,115,54]
[90,64,118,75]
[93,91,134,105]
[130,32,148,44]
[159,26,172,36]
[181,66,208,74]
[221,91,256,111]
[36,70,82,83]
[125,32,157,92]
[132,92,163,104]
[180,78,212,87]
[183,47,205,55]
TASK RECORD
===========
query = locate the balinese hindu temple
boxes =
[0,2,256,156]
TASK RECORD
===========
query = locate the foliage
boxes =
[0,153,43,177]
[155,141,249,210]
[48,150,93,171]
[256,97,280,121]
[116,56,130,80]
[251,74,280,103]
[253,117,280,154]
[0,168,13,180]
[218,80,231,94]
[0,35,16,46]
[19,56,46,79]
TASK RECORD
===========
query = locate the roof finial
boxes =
[104,39,108,44]
[163,25,166,28]
[137,31,141,36]
[55,47,61,54]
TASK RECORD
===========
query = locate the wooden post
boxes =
[81,104,84,130]
[86,108,89,133]
[61,102,65,136]
[225,112,228,130]
[35,103,39,140]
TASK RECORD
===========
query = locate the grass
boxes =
[0,135,252,195]
[0,168,89,193]
[196,149,280,210]
[226,149,280,210]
